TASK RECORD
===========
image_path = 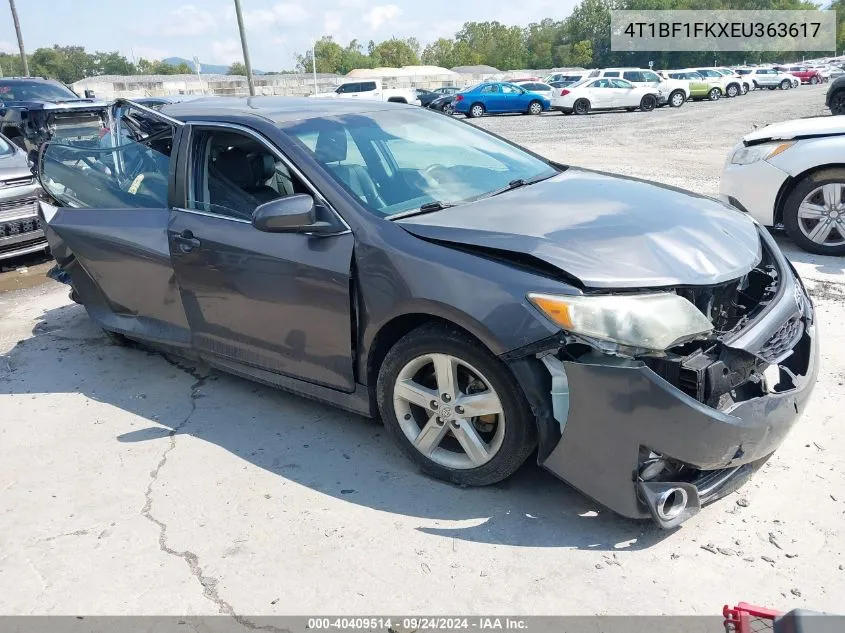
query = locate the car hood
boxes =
[398,169,761,289]
[743,116,845,143]
[1,98,109,111]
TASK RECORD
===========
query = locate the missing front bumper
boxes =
[533,322,817,527]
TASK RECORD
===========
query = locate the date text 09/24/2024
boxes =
[306,618,529,630]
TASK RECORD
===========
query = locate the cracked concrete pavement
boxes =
[1,85,844,617]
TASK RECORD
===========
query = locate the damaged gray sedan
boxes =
[37,98,818,528]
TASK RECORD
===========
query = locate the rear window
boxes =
[0,80,79,101]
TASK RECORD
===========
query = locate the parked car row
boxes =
[421,62,824,119]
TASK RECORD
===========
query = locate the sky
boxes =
[0,0,579,71]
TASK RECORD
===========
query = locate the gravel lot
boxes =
[1,84,843,618]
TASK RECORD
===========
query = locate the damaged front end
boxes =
[510,229,818,528]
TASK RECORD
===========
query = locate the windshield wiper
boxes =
[488,175,549,198]
[387,200,455,220]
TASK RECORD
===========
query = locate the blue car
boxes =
[453,82,551,118]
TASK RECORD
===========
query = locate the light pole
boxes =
[233,0,255,96]
[8,0,28,76]
[311,39,318,94]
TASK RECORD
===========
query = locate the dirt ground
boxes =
[1,84,843,618]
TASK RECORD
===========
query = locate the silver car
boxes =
[0,133,46,262]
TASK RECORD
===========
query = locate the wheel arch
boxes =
[387,97,407,104]
[364,310,503,390]
[774,163,845,225]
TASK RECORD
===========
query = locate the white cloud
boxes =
[240,2,308,29]
[159,5,217,37]
[211,39,243,65]
[128,46,171,62]
[365,4,401,31]
[323,11,344,34]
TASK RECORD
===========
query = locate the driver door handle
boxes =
[174,230,201,252]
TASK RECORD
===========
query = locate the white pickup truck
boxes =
[311,79,421,105]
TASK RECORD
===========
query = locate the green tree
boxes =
[524,19,564,69]
[455,21,527,69]
[370,38,420,67]
[227,62,247,75]
[296,36,345,73]
[93,51,135,75]
[340,39,371,73]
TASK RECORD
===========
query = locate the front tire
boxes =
[780,79,791,90]
[810,76,819,85]
[668,90,686,107]
[708,88,721,101]
[376,324,537,486]
[726,83,739,97]
[573,98,590,115]
[639,94,657,111]
[784,169,845,256]
[741,83,749,95]
[527,100,543,115]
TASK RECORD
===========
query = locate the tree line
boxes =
[0,0,837,85]
[298,0,832,74]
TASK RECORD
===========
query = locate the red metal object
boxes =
[724,603,784,633]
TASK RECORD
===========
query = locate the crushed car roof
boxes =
[159,96,403,123]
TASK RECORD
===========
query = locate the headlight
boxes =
[528,292,713,352]
[730,141,794,165]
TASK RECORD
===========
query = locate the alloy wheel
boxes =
[727,84,738,97]
[470,104,484,118]
[669,91,685,107]
[392,353,505,470]
[797,183,845,248]
[529,101,543,115]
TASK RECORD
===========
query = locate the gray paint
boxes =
[41,99,820,524]
[399,169,763,288]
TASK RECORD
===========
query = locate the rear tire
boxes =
[668,89,686,107]
[810,76,819,85]
[376,324,537,487]
[708,88,721,101]
[783,169,845,256]
[573,98,590,115]
[726,83,739,97]
[741,83,749,95]
[639,94,657,111]
[780,79,791,90]
[467,103,485,118]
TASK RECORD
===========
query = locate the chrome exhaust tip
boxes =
[655,487,688,523]
[637,481,701,529]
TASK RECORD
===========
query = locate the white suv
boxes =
[588,68,689,107]
[740,68,798,90]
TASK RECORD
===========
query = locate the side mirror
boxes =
[252,194,333,234]
[84,90,95,99]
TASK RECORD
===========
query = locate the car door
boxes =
[606,79,635,107]
[501,83,526,112]
[168,122,356,392]
[336,82,361,100]
[478,84,501,112]
[37,101,192,345]
[585,79,611,107]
